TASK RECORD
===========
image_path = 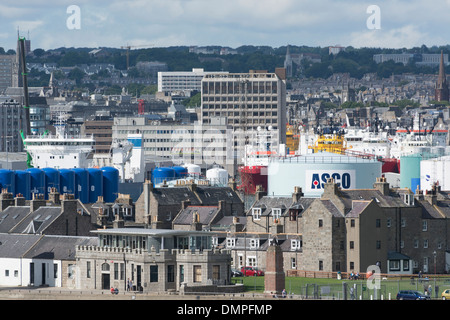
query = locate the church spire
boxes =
[435,50,449,101]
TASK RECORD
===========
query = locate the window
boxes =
[167,265,175,283]
[376,219,381,228]
[349,241,354,249]
[401,218,406,228]
[226,237,236,248]
[318,219,323,228]
[414,239,419,248]
[54,264,58,279]
[422,220,428,232]
[319,260,323,271]
[252,208,261,220]
[86,262,91,278]
[179,265,184,283]
[68,264,75,279]
[376,240,381,249]
[272,208,281,221]
[350,219,355,227]
[389,260,400,271]
[213,265,220,281]
[250,238,260,249]
[403,260,410,271]
[291,239,301,251]
[194,265,202,283]
[150,265,158,282]
[114,263,119,280]
[291,257,297,269]
[423,240,428,249]
[387,219,391,228]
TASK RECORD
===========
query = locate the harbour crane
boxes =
[17,36,32,167]
[120,44,154,70]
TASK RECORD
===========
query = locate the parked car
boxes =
[241,266,264,276]
[231,268,243,277]
[442,289,450,300]
[396,290,431,300]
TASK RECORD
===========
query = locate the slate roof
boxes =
[0,233,42,258]
[251,196,314,217]
[151,187,201,205]
[417,199,450,219]
[320,199,345,217]
[9,207,62,234]
[0,206,31,233]
[23,235,98,260]
[346,200,372,218]
[173,206,219,225]
[338,189,407,209]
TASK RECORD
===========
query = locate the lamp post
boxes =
[433,251,437,277]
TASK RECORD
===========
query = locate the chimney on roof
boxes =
[228,178,237,191]
[0,188,14,211]
[255,185,267,201]
[373,177,390,196]
[292,186,303,203]
[323,178,339,197]
[30,193,46,212]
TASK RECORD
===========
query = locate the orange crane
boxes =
[120,44,154,70]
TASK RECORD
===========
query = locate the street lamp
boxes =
[433,251,437,277]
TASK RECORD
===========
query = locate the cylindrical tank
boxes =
[102,167,119,202]
[206,167,228,186]
[87,168,103,203]
[151,167,176,185]
[420,155,450,191]
[42,168,60,199]
[72,168,89,203]
[172,166,188,179]
[26,168,45,196]
[15,170,31,200]
[400,155,421,191]
[59,169,75,195]
[0,169,15,195]
[267,152,382,197]
[183,164,201,177]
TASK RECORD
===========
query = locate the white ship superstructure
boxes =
[23,119,95,169]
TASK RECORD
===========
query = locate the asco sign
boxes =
[306,170,355,193]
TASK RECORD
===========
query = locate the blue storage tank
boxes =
[42,168,60,199]
[26,168,45,196]
[172,166,188,178]
[101,167,119,202]
[15,170,31,200]
[88,168,103,203]
[59,169,75,195]
[151,167,176,185]
[0,169,15,195]
[72,168,89,203]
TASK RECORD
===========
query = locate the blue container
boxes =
[101,167,119,202]
[15,170,31,200]
[0,169,15,195]
[26,168,45,196]
[42,168,60,199]
[151,167,176,185]
[59,169,75,195]
[172,166,188,179]
[72,168,89,203]
[88,168,103,203]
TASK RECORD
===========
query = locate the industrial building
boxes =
[157,68,228,94]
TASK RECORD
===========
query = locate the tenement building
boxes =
[75,228,232,292]
[229,178,450,276]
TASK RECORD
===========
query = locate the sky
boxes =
[2,0,450,51]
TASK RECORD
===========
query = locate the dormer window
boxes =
[402,193,414,206]
[272,208,281,222]
[252,208,261,221]
[250,238,260,249]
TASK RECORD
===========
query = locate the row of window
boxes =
[91,262,220,283]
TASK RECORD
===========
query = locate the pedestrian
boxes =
[127,278,131,291]
[282,289,286,298]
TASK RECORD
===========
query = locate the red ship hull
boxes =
[381,158,400,174]
[237,165,268,194]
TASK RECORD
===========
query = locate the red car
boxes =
[241,266,264,276]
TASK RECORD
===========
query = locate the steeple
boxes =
[435,50,449,101]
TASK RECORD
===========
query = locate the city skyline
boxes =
[1,0,450,51]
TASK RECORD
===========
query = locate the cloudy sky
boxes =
[1,0,450,51]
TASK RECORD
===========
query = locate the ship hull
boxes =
[238,165,268,194]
